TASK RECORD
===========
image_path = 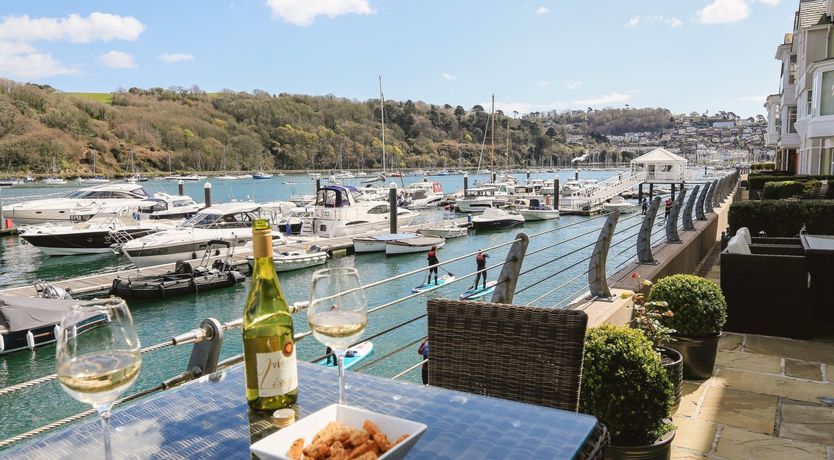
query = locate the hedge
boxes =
[750,162,776,171]
[747,175,803,192]
[729,200,834,236]
[762,181,806,199]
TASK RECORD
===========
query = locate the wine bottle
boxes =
[243,219,298,410]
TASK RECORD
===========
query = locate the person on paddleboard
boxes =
[473,250,489,290]
[418,338,429,384]
[427,246,439,285]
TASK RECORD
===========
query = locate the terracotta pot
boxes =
[665,333,721,380]
[606,428,676,460]
[658,346,683,413]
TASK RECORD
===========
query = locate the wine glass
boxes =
[56,298,142,460]
[308,267,368,405]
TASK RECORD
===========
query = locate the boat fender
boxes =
[53,324,61,341]
[545,195,552,206]
[26,330,35,350]
[0,334,4,353]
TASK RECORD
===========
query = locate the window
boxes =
[821,71,834,116]
[368,205,389,215]
[787,106,797,133]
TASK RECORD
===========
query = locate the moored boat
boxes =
[385,236,445,256]
[247,247,328,272]
[471,208,525,230]
[0,295,108,354]
[353,233,419,253]
[602,196,638,213]
[417,223,468,239]
[517,199,560,221]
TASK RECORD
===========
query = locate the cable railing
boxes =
[0,171,742,448]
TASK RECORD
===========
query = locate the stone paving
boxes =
[671,332,834,460]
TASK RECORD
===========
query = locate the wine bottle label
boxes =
[255,345,298,397]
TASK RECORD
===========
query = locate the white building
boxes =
[630,148,689,183]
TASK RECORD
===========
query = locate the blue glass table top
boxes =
[5,362,599,459]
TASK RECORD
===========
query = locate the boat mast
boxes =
[490,94,495,173]
[505,114,510,177]
[379,76,386,174]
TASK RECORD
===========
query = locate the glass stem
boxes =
[97,404,114,460]
[336,350,347,405]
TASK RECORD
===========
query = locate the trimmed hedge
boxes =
[648,275,727,337]
[729,200,834,236]
[762,181,805,199]
[750,162,776,171]
[748,174,834,193]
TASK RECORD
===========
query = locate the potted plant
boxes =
[621,273,683,413]
[648,274,727,380]
[580,325,675,460]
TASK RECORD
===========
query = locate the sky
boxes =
[0,0,800,117]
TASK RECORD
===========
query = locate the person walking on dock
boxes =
[473,250,489,290]
[427,246,439,285]
[664,197,673,219]
[641,200,648,215]
[418,338,429,384]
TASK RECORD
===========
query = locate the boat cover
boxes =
[0,296,93,333]
[388,236,444,246]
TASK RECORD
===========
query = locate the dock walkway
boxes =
[0,218,468,298]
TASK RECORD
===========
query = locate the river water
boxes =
[0,170,664,441]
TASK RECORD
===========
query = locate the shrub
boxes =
[750,162,775,171]
[747,174,798,192]
[762,180,805,199]
[579,325,673,446]
[729,200,834,236]
[648,275,727,337]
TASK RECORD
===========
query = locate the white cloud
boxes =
[265,0,373,26]
[738,95,766,102]
[0,12,144,43]
[0,46,77,78]
[572,92,632,106]
[441,72,456,81]
[564,80,583,90]
[627,15,683,29]
[535,80,549,87]
[99,50,136,69]
[756,0,781,5]
[159,53,195,63]
[697,0,749,24]
[666,18,683,28]
[625,15,640,28]
[534,6,549,15]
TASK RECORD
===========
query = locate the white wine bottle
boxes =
[243,219,298,411]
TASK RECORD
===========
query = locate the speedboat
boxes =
[247,246,328,272]
[385,236,445,256]
[471,207,525,230]
[120,202,286,267]
[353,233,419,253]
[2,183,150,225]
[69,193,202,223]
[0,178,23,187]
[602,196,638,214]
[417,222,468,239]
[275,207,312,235]
[300,185,418,238]
[517,198,560,221]
[404,181,444,209]
[455,186,509,213]
[253,172,273,179]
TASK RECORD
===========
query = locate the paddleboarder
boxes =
[418,338,429,384]
[473,250,489,290]
[427,245,439,285]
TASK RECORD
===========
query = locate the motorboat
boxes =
[120,202,286,267]
[455,186,509,213]
[353,233,419,253]
[404,181,444,210]
[237,174,253,179]
[167,174,205,181]
[471,208,525,230]
[19,215,178,256]
[247,246,328,272]
[517,198,560,221]
[77,177,110,184]
[41,177,67,185]
[417,222,468,239]
[111,241,245,299]
[253,172,273,179]
[275,207,312,235]
[0,178,23,187]
[602,196,638,214]
[215,174,238,180]
[385,236,445,256]
[300,185,418,238]
[68,193,202,223]
[288,194,315,207]
[2,183,150,226]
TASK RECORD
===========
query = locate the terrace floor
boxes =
[674,243,834,459]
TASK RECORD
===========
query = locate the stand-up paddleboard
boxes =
[412,274,455,293]
[459,280,497,300]
[317,341,374,370]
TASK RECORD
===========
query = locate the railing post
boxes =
[389,182,398,233]
[696,181,710,221]
[637,196,661,264]
[178,318,224,379]
[682,184,700,231]
[705,179,718,214]
[490,232,529,304]
[665,188,686,244]
[588,209,620,299]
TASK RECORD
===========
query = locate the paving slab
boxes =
[718,333,744,352]
[715,350,781,374]
[745,335,834,365]
[672,416,716,454]
[671,447,709,459]
[677,381,710,417]
[698,387,777,434]
[785,359,824,381]
[712,368,834,404]
[780,399,834,447]
[714,426,827,460]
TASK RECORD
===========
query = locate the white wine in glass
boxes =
[56,298,141,460]
[308,268,368,405]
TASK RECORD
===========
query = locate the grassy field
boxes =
[64,92,113,104]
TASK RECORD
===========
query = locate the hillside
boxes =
[0,80,742,176]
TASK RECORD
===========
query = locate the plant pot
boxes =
[606,427,676,460]
[665,333,720,380]
[658,346,683,413]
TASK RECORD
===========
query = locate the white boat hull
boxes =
[517,209,560,221]
[602,203,638,213]
[385,238,445,255]
[353,239,386,253]
[417,227,468,238]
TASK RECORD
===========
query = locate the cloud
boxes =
[625,15,640,28]
[738,95,766,102]
[697,0,749,24]
[159,53,194,63]
[564,80,582,90]
[572,92,632,106]
[0,12,144,43]
[440,72,456,81]
[99,50,136,69]
[666,18,683,28]
[0,46,77,78]
[265,0,373,26]
[535,80,549,87]
[756,0,781,5]
[534,6,549,15]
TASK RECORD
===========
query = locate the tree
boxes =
[454,105,465,127]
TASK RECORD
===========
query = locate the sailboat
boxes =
[78,152,110,184]
[42,156,67,185]
[215,148,238,180]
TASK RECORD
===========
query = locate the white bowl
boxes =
[250,404,427,460]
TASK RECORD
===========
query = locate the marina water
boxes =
[0,170,664,440]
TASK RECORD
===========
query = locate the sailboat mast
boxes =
[490,94,495,172]
[379,76,386,174]
[505,116,510,175]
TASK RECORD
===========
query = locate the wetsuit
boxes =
[474,252,488,289]
[427,250,439,284]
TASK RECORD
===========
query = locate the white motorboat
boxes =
[353,233,419,253]
[275,207,312,235]
[0,179,23,187]
[215,174,238,180]
[404,181,444,209]
[455,186,509,213]
[41,177,67,185]
[69,193,202,223]
[77,177,110,184]
[417,223,468,238]
[2,183,150,226]
[247,247,327,272]
[237,174,253,179]
[517,198,560,221]
[120,202,286,267]
[300,185,418,238]
[253,172,273,179]
[385,236,445,256]
[602,196,638,213]
[471,207,525,230]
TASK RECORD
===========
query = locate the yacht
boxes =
[299,185,418,238]
[2,183,150,226]
[68,193,202,223]
[455,186,510,213]
[404,181,444,209]
[120,202,286,267]
[471,207,525,230]
[602,196,638,214]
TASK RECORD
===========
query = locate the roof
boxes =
[630,148,688,164]
[198,202,261,215]
[796,0,827,30]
